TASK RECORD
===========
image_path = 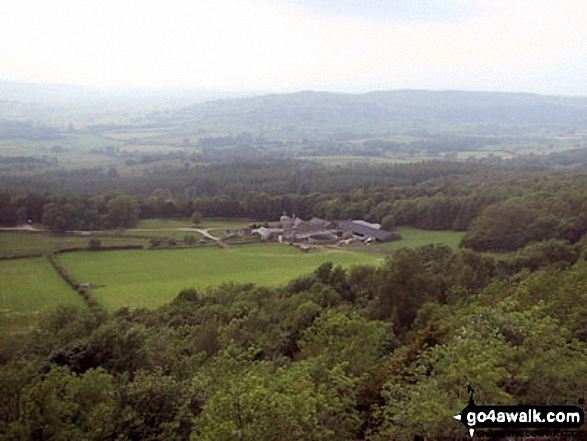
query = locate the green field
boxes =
[0,232,147,257]
[136,219,195,229]
[0,219,253,257]
[0,258,85,334]
[136,218,252,230]
[0,225,466,330]
[59,244,384,311]
[373,227,465,251]
[121,229,204,241]
[199,219,256,229]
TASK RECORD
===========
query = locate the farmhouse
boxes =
[273,213,400,244]
[280,214,339,243]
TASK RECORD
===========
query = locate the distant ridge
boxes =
[2,81,587,132]
[171,89,587,132]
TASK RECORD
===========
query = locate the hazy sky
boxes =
[1,0,585,95]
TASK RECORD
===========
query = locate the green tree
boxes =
[104,195,139,229]
[190,210,203,225]
[17,367,117,440]
[298,309,395,376]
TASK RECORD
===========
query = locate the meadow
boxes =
[58,244,384,311]
[373,226,465,251]
[136,218,254,230]
[0,231,147,257]
[0,257,84,334]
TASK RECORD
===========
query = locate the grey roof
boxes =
[309,217,335,228]
[338,220,399,242]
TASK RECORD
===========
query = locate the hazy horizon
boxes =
[1,1,586,96]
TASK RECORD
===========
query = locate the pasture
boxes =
[59,244,384,311]
[0,258,84,334]
[136,218,254,230]
[373,227,465,251]
[0,231,148,257]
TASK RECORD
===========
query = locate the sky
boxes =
[0,0,586,96]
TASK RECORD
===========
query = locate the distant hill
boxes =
[169,90,587,135]
[2,82,587,136]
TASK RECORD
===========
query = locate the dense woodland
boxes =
[4,161,587,252]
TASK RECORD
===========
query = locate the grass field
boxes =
[199,219,256,229]
[59,244,384,311]
[0,232,148,257]
[373,227,465,251]
[137,218,261,231]
[0,258,85,334]
[121,229,204,241]
[136,219,195,229]
[0,219,252,256]
[136,218,252,229]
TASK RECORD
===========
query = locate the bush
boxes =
[190,210,203,225]
[150,238,163,248]
[89,239,102,249]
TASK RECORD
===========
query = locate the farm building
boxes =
[280,214,339,243]
[251,227,283,241]
[337,220,400,243]
[276,214,400,244]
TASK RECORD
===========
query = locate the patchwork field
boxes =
[0,258,84,334]
[58,244,384,311]
[297,155,417,166]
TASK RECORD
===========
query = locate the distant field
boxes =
[456,150,514,160]
[119,145,183,154]
[59,244,384,311]
[0,258,84,334]
[0,134,122,170]
[102,130,167,140]
[373,227,465,251]
[297,155,415,166]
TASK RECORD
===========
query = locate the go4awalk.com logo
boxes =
[453,387,585,438]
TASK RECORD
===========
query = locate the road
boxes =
[0,225,223,241]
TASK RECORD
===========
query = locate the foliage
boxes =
[190,210,202,225]
[88,239,101,249]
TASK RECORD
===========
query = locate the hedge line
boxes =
[56,244,144,254]
[0,253,43,261]
[47,252,104,313]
